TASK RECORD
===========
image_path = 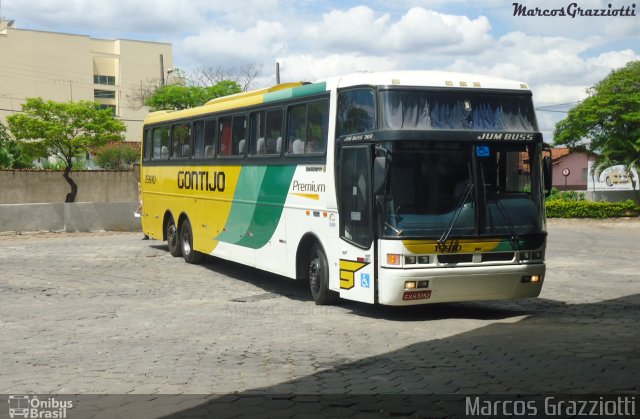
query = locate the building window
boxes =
[98,104,116,116]
[94,89,116,99]
[94,75,116,85]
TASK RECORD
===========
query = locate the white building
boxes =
[0,19,173,142]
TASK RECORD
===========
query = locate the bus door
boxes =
[337,145,376,303]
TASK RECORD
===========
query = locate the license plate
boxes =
[402,290,432,301]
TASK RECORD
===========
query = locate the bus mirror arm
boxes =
[543,155,552,197]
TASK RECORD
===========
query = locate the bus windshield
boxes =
[382,141,543,239]
[381,90,537,131]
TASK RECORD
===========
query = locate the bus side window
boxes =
[337,89,375,137]
[287,105,306,154]
[233,115,247,156]
[249,111,265,156]
[219,117,232,156]
[172,123,191,159]
[204,119,216,157]
[306,100,328,154]
[152,126,170,160]
[265,109,283,155]
[143,129,152,160]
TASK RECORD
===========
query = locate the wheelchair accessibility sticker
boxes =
[360,273,371,288]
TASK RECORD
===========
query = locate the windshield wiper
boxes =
[438,182,473,246]
[494,198,520,251]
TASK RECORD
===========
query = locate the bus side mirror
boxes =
[373,156,387,196]
[543,155,552,197]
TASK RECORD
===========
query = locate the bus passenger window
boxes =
[265,109,283,155]
[204,120,216,157]
[143,129,152,160]
[288,105,306,154]
[152,126,170,160]
[172,124,191,158]
[233,116,246,156]
[287,100,328,155]
[219,116,246,157]
[250,109,282,157]
[306,100,328,154]
[219,117,233,156]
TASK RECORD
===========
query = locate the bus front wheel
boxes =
[166,217,181,257]
[308,243,338,305]
[180,218,203,265]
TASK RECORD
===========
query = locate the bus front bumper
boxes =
[377,263,545,306]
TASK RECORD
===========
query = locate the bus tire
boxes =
[180,218,203,265]
[166,217,181,257]
[308,243,339,305]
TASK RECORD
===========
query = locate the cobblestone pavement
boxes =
[0,219,638,417]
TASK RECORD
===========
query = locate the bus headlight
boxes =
[418,256,430,264]
[405,256,416,265]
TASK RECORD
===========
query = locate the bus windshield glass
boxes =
[381,90,537,131]
[382,141,543,239]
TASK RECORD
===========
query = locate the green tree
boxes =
[554,60,640,192]
[144,80,242,111]
[95,142,139,169]
[7,98,126,202]
[0,122,33,169]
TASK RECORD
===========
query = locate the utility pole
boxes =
[69,80,73,101]
[159,54,165,86]
[276,62,281,85]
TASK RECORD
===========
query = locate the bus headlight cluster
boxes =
[404,280,430,289]
[387,254,431,267]
[519,250,544,262]
[521,275,542,283]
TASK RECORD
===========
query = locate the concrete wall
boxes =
[586,190,640,204]
[0,170,138,204]
[0,202,141,232]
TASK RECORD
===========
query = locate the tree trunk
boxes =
[63,165,78,203]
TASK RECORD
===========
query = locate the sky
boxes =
[1,0,639,139]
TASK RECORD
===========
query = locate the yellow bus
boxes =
[140,71,552,305]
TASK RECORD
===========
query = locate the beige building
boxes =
[0,19,172,142]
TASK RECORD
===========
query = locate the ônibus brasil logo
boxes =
[8,395,73,418]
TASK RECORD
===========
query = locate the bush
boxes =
[95,142,139,169]
[546,199,640,218]
[546,188,586,202]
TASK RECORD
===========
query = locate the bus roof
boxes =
[327,70,530,92]
[144,70,531,125]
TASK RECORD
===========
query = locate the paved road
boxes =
[0,219,638,417]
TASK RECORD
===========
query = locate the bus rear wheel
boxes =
[180,218,203,264]
[166,217,181,257]
[308,243,338,305]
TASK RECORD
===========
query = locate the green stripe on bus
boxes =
[264,82,327,103]
[215,166,268,244]
[236,165,297,249]
[215,165,297,248]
